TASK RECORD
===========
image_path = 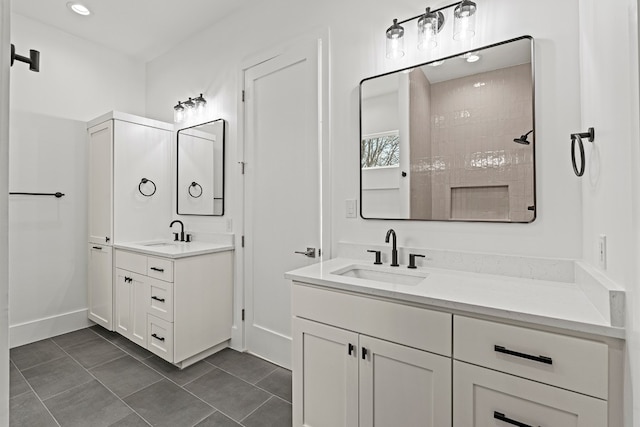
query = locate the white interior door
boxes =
[244,39,322,368]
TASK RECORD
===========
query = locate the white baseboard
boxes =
[10,309,92,348]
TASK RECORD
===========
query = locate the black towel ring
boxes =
[188,182,203,198]
[139,178,157,197]
[571,127,595,177]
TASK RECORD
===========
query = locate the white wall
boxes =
[146,0,582,259]
[0,0,10,421]
[578,0,640,424]
[9,14,146,346]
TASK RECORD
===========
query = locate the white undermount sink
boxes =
[331,264,429,286]
[143,242,181,247]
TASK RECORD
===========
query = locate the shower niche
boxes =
[359,36,535,222]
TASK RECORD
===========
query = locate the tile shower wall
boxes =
[411,63,534,222]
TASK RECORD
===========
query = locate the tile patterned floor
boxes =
[9,326,292,427]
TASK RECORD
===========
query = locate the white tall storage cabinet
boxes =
[87,112,173,331]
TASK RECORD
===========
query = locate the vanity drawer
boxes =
[453,316,608,399]
[147,256,174,282]
[453,361,607,427]
[115,250,147,275]
[147,314,173,362]
[293,283,452,356]
[148,277,173,322]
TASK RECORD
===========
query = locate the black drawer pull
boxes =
[362,347,368,360]
[151,296,165,303]
[494,345,553,365]
[494,411,533,427]
[151,333,165,342]
[92,246,102,250]
[348,343,354,356]
[124,277,132,283]
[150,267,165,272]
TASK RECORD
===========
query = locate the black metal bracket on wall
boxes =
[11,44,40,72]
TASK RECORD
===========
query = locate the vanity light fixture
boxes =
[66,2,91,16]
[453,0,477,41]
[385,0,478,60]
[173,93,208,123]
[386,19,405,59]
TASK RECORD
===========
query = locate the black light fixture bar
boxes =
[395,0,461,25]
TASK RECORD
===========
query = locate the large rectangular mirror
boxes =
[360,36,535,222]
[177,119,225,216]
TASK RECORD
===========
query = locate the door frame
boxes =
[232,28,331,353]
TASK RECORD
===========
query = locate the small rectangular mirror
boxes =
[360,36,535,222]
[177,119,225,216]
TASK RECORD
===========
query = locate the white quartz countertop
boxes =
[114,241,234,259]
[285,258,625,339]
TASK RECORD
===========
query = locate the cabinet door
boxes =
[88,121,113,244]
[453,361,607,427]
[113,120,171,242]
[114,268,148,348]
[359,335,452,427]
[293,318,358,427]
[88,244,113,330]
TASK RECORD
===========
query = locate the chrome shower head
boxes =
[514,130,533,145]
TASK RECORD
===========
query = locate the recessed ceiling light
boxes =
[67,2,91,16]
[463,52,480,63]
[428,60,444,67]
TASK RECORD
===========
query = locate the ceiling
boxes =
[11,0,254,62]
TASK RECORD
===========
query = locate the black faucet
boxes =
[170,220,185,242]
[385,229,399,267]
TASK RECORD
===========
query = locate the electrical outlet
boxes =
[346,199,357,218]
[598,235,607,270]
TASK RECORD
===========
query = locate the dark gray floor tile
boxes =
[205,349,278,384]
[65,336,126,369]
[124,380,214,427]
[10,340,66,371]
[195,411,241,427]
[44,380,132,427]
[111,336,155,361]
[142,355,213,386]
[90,355,163,398]
[51,328,100,349]
[90,325,120,341]
[256,368,292,403]
[242,397,292,427]
[108,413,150,427]
[10,391,57,427]
[10,362,31,398]
[22,355,93,400]
[185,368,270,422]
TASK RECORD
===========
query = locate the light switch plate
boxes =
[598,234,607,270]
[346,199,357,218]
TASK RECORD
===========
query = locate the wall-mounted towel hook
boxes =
[138,178,156,197]
[571,127,595,177]
[188,182,203,198]
[11,44,40,72]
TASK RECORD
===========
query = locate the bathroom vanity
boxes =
[112,242,233,368]
[287,258,624,427]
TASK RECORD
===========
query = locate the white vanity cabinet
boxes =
[292,283,452,427]
[114,248,233,367]
[88,244,113,329]
[453,316,609,427]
